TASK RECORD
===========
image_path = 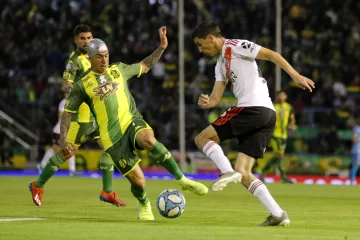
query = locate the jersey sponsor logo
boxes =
[241,41,252,49]
[224,47,237,83]
[250,43,256,53]
[82,76,90,83]
[93,82,120,101]
[110,70,120,78]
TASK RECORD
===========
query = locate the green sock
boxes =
[36,152,64,188]
[262,157,279,173]
[99,152,114,193]
[150,141,183,180]
[277,157,287,180]
[131,185,149,205]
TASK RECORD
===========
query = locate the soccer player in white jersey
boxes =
[192,21,315,226]
[37,94,76,175]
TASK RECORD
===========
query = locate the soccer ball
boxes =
[156,189,186,218]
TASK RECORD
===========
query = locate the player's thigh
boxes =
[66,121,97,146]
[128,119,154,150]
[196,125,221,144]
[106,129,141,176]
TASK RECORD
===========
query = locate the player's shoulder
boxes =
[224,39,254,48]
[67,50,81,61]
[75,68,92,84]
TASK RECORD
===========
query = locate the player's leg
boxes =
[125,165,154,220]
[106,136,152,219]
[235,152,289,226]
[29,122,83,206]
[235,131,290,226]
[350,153,359,185]
[259,137,279,181]
[29,144,78,206]
[86,124,125,206]
[132,119,207,195]
[37,145,56,174]
[194,108,237,175]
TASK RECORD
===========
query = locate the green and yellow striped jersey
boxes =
[273,102,293,139]
[64,62,142,150]
[63,50,95,123]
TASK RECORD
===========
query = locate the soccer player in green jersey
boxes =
[29,24,125,207]
[259,90,296,183]
[62,26,208,220]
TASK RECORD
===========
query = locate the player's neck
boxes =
[215,37,226,53]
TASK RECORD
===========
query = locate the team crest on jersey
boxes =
[93,82,120,101]
[118,159,127,168]
[110,70,120,78]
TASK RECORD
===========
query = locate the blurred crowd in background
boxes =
[0,0,360,160]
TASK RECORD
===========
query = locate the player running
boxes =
[192,21,314,226]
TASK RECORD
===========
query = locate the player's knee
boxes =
[137,131,156,150]
[194,134,202,149]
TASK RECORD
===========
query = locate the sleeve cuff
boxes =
[137,64,142,78]
[64,109,76,113]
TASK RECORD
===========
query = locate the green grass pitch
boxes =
[0,176,359,240]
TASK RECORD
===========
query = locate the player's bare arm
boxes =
[59,112,74,154]
[140,26,168,74]
[62,80,73,96]
[256,47,315,92]
[198,81,227,109]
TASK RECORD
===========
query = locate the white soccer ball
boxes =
[156,189,186,218]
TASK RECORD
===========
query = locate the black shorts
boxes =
[212,106,276,159]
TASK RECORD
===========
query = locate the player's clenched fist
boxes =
[159,26,168,49]
[198,94,209,109]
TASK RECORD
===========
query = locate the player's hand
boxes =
[159,26,168,49]
[198,94,209,109]
[59,137,75,157]
[292,73,315,92]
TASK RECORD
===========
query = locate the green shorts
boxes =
[270,137,287,153]
[66,121,100,146]
[106,119,152,176]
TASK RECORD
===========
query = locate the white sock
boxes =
[68,155,76,172]
[248,179,283,217]
[40,148,55,168]
[202,141,234,174]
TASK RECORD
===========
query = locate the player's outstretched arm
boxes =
[256,47,315,92]
[198,81,227,109]
[140,26,168,74]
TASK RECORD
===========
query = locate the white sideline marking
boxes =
[0,218,45,222]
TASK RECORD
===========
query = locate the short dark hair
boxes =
[191,21,223,39]
[73,24,92,36]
